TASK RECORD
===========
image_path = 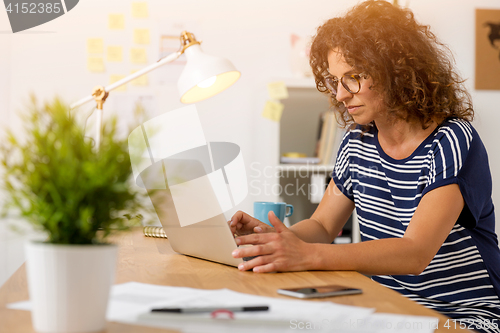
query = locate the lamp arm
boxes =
[70,51,182,109]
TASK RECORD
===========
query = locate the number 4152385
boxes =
[5,2,62,14]
[444,319,499,330]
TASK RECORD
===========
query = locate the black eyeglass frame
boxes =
[324,73,369,96]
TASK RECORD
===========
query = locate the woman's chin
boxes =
[352,117,371,126]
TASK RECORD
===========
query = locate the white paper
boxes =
[7,282,438,333]
[107,282,373,333]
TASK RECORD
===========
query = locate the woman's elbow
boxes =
[400,238,435,275]
[408,256,433,276]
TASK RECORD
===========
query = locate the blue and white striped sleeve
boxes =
[424,119,473,195]
[423,119,493,227]
[332,131,354,201]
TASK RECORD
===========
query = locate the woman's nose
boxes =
[335,83,353,102]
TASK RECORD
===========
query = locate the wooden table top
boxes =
[0,228,468,332]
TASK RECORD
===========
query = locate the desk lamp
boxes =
[70,31,240,147]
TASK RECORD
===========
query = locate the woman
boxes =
[230,1,500,331]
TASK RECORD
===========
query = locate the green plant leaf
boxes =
[0,97,147,244]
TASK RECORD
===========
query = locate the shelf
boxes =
[277,164,334,173]
[267,84,358,242]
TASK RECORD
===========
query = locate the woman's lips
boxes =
[347,105,361,113]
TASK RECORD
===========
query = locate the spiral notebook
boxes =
[143,226,167,239]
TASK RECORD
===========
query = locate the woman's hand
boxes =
[231,211,317,273]
[229,210,274,236]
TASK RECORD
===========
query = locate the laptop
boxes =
[148,188,243,267]
[129,106,250,267]
[141,155,246,267]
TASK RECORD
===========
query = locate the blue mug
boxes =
[253,202,294,227]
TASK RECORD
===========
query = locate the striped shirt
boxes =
[333,118,500,332]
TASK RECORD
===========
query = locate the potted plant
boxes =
[0,97,145,332]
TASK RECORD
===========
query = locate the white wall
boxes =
[1,0,499,286]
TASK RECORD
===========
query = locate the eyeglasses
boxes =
[324,73,368,96]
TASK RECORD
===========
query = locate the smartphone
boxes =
[277,285,362,299]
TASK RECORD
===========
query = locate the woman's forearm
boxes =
[309,237,428,275]
[289,218,338,244]
[288,180,354,245]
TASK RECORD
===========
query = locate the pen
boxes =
[151,305,269,313]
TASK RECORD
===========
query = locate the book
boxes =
[316,111,330,163]
[314,111,325,158]
[143,226,168,239]
[328,128,346,165]
[322,112,337,165]
[316,111,337,165]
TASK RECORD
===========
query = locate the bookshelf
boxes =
[275,80,360,243]
[276,164,334,172]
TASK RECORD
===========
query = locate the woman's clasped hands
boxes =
[229,211,317,273]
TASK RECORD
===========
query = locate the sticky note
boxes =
[130,48,147,64]
[132,2,148,18]
[134,29,150,45]
[130,70,148,86]
[262,100,284,122]
[107,46,123,62]
[267,81,289,100]
[87,57,105,73]
[87,38,103,54]
[108,14,125,30]
[110,75,127,91]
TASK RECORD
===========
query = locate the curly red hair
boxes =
[310,0,473,129]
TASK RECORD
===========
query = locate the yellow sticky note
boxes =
[130,48,147,64]
[87,57,105,73]
[110,75,127,91]
[134,29,150,45]
[132,2,148,18]
[267,81,289,100]
[87,38,103,54]
[262,100,284,122]
[130,70,148,86]
[109,14,125,30]
[107,46,123,62]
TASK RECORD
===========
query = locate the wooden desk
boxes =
[0,228,467,332]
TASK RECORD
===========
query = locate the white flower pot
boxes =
[25,242,117,333]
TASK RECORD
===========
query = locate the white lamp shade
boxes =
[178,45,240,104]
